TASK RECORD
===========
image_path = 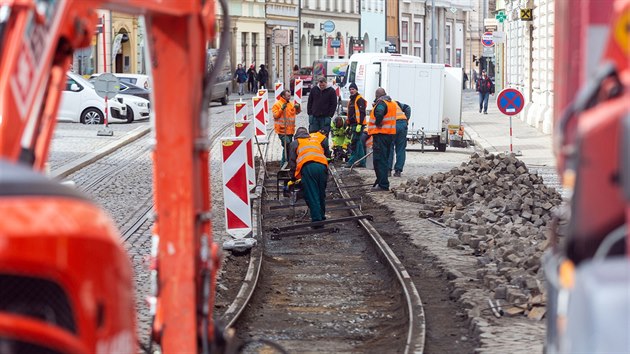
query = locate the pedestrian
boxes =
[288,127,330,223]
[306,76,337,135]
[367,87,397,191]
[247,64,257,93]
[257,64,269,89]
[463,69,469,90]
[476,69,495,114]
[330,116,351,161]
[271,89,301,167]
[292,64,300,76]
[233,64,247,95]
[387,101,411,177]
[345,82,367,168]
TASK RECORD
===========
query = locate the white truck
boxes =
[339,53,462,151]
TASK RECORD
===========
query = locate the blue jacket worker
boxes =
[388,101,411,177]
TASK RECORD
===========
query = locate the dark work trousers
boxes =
[388,120,408,173]
[248,79,256,93]
[301,162,328,222]
[308,115,332,135]
[479,92,490,113]
[347,125,366,167]
[278,134,293,167]
[372,134,394,189]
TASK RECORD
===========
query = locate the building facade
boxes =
[226,0,266,72]
[385,0,399,51]
[299,0,361,67]
[266,0,300,88]
[360,0,386,53]
[499,0,555,133]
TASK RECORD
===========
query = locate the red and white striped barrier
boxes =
[294,79,303,105]
[221,137,252,238]
[274,82,284,102]
[234,101,247,121]
[332,82,340,97]
[252,96,268,143]
[234,120,255,187]
[257,89,270,125]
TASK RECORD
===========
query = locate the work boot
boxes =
[393,171,401,177]
[371,185,389,192]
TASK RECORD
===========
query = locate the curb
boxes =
[51,125,151,179]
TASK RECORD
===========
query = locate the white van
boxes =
[340,53,462,151]
[58,72,127,124]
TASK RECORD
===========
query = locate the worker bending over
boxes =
[330,116,351,161]
[288,127,330,223]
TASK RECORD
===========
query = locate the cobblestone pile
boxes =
[392,151,563,316]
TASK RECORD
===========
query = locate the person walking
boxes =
[368,88,397,191]
[271,89,301,167]
[233,64,247,95]
[306,76,337,135]
[257,64,269,89]
[476,70,495,114]
[288,127,330,223]
[345,83,367,167]
[387,101,411,177]
[247,65,257,93]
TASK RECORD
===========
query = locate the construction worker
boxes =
[330,116,351,161]
[345,82,367,167]
[368,88,396,191]
[288,127,330,223]
[272,89,301,166]
[388,101,411,177]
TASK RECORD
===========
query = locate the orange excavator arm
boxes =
[0,0,226,352]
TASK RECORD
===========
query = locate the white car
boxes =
[119,94,150,123]
[58,72,127,124]
[113,74,151,90]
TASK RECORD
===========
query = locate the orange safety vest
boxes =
[395,104,407,120]
[295,132,328,179]
[367,99,397,135]
[346,94,365,125]
[272,97,298,135]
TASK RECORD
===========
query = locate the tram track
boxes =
[222,150,425,353]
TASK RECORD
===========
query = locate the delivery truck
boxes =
[339,53,462,151]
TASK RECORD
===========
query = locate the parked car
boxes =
[89,74,151,101]
[119,94,150,123]
[206,48,232,105]
[290,66,313,95]
[114,74,151,90]
[58,72,127,124]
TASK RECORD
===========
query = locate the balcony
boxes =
[266,4,299,17]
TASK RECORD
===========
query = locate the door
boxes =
[58,76,84,122]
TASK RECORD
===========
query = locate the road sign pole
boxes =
[104,96,109,127]
[509,115,513,153]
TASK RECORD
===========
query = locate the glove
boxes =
[281,103,287,110]
[294,103,301,110]
[355,124,362,133]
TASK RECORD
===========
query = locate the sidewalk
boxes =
[461,89,556,167]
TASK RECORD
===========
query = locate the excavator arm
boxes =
[0,0,226,352]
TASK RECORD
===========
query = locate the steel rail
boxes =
[329,165,426,354]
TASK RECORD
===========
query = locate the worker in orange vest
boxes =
[346,82,367,167]
[367,87,397,191]
[272,89,301,166]
[288,127,330,223]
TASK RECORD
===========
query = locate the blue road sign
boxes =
[322,20,335,33]
[497,88,525,116]
[482,32,494,47]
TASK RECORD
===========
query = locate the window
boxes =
[445,24,451,45]
[446,48,451,65]
[401,47,408,54]
[65,77,82,91]
[413,47,421,58]
[241,32,248,65]
[414,22,421,43]
[251,33,257,64]
[401,21,408,42]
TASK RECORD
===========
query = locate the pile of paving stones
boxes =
[392,151,563,318]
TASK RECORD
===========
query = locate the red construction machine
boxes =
[547,0,630,352]
[0,0,231,352]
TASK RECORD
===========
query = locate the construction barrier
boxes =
[234,101,247,121]
[274,82,284,102]
[234,120,255,187]
[220,137,252,238]
[252,96,268,143]
[257,89,269,125]
[294,78,303,106]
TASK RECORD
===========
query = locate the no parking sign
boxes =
[481,32,494,47]
[496,88,525,154]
